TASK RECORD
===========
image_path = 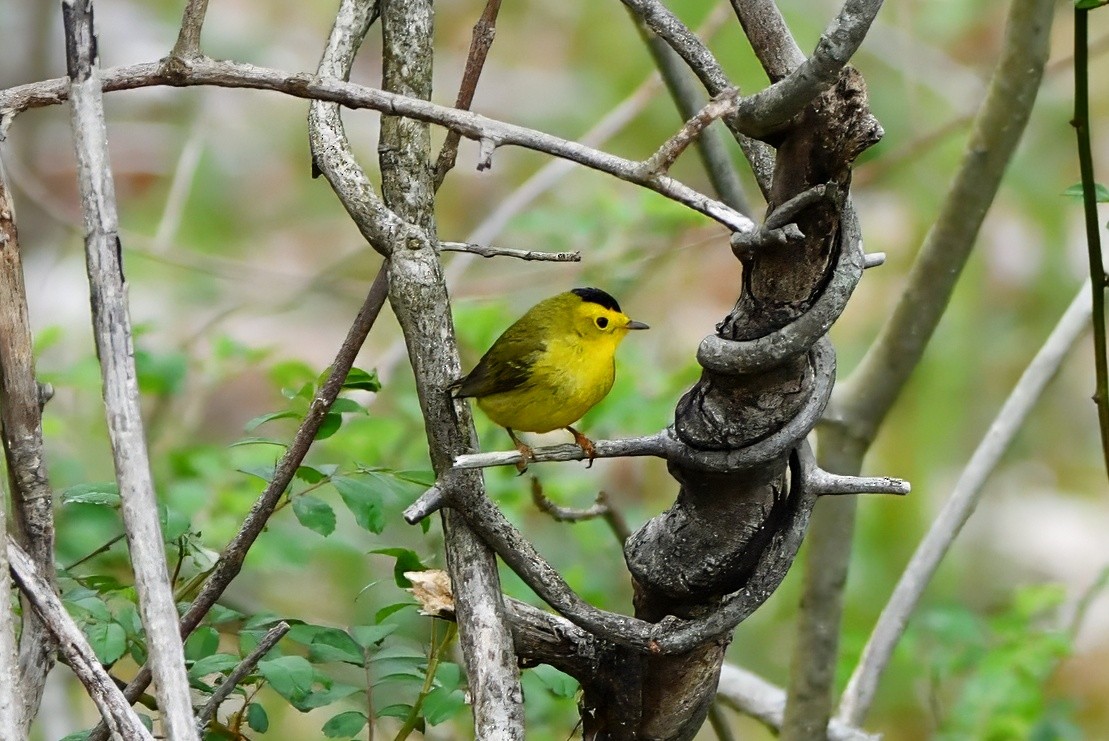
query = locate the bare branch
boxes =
[834,0,1056,443]
[837,280,1092,726]
[0,152,55,731]
[643,89,741,175]
[0,58,754,233]
[171,0,211,58]
[9,542,154,741]
[62,2,197,736]
[631,4,753,215]
[433,0,502,188]
[377,0,525,734]
[782,0,1056,733]
[196,621,290,731]
[439,241,580,262]
[0,497,21,741]
[530,480,632,542]
[717,663,877,741]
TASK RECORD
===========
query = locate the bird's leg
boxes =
[566,425,596,468]
[506,428,534,474]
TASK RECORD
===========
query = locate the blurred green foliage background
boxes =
[2,0,1109,738]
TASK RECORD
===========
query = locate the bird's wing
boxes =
[451,329,545,398]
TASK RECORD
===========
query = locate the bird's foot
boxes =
[567,426,596,468]
[507,429,535,474]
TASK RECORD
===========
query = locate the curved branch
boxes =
[732,0,885,138]
[0,57,754,233]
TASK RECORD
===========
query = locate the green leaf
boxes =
[295,465,328,484]
[298,683,362,710]
[330,397,367,414]
[334,476,384,533]
[308,628,365,665]
[135,349,188,396]
[244,410,300,432]
[314,412,343,441]
[61,482,121,507]
[369,547,425,588]
[533,664,579,698]
[257,655,316,704]
[1063,182,1109,201]
[86,622,127,665]
[245,702,269,733]
[1075,0,1108,8]
[227,437,286,449]
[422,685,466,725]
[189,653,241,679]
[292,495,336,537]
[237,464,275,483]
[322,710,368,738]
[342,367,382,392]
[376,703,414,720]
[351,623,398,649]
[185,626,220,661]
[374,602,413,623]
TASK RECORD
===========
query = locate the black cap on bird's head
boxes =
[571,287,622,313]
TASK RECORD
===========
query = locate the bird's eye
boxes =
[595,316,609,329]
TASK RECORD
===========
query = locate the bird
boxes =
[451,287,648,471]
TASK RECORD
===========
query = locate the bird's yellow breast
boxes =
[475,331,619,433]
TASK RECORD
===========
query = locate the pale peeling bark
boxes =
[377,0,525,736]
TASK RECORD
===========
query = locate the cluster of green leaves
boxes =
[43,326,494,739]
[906,584,1080,741]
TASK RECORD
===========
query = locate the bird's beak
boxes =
[625,320,650,330]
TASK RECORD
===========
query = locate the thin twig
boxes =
[9,541,154,741]
[195,621,290,730]
[1071,5,1109,480]
[529,480,632,542]
[643,89,741,175]
[837,280,1093,726]
[439,241,580,262]
[62,2,198,736]
[433,0,502,189]
[632,3,753,215]
[0,57,755,234]
[64,533,126,570]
